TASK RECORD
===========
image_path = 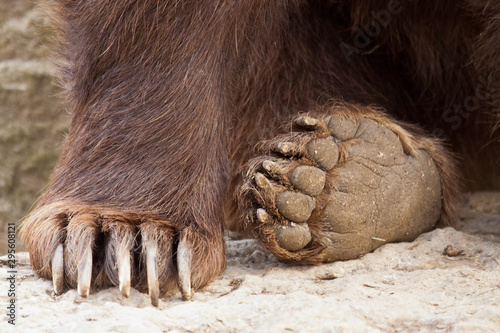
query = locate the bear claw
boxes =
[276,142,299,156]
[145,239,159,307]
[77,244,92,298]
[255,172,273,190]
[118,248,131,298]
[296,116,319,127]
[256,208,270,223]
[51,243,65,295]
[177,234,193,301]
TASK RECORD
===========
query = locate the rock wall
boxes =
[0,0,67,253]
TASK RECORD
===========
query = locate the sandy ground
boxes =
[1,4,498,332]
[1,192,499,333]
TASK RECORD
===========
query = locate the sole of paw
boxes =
[243,114,442,263]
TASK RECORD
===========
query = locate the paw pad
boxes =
[243,112,442,263]
[276,191,316,223]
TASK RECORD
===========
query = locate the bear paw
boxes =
[240,112,442,264]
[21,203,225,306]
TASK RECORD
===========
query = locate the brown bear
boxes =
[21,0,499,306]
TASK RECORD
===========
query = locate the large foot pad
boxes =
[241,112,442,263]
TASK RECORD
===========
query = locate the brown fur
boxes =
[21,0,500,292]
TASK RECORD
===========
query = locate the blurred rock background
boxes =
[0,0,67,254]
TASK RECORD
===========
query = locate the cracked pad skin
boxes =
[240,112,443,263]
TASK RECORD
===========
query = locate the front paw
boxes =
[240,112,442,263]
[21,203,225,306]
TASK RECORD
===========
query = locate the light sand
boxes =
[1,193,499,332]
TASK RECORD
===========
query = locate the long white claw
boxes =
[177,235,192,301]
[51,243,65,295]
[118,247,131,298]
[146,240,159,307]
[77,246,92,298]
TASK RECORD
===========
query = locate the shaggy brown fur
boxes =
[21,0,499,296]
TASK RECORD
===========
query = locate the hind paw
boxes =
[241,112,442,264]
